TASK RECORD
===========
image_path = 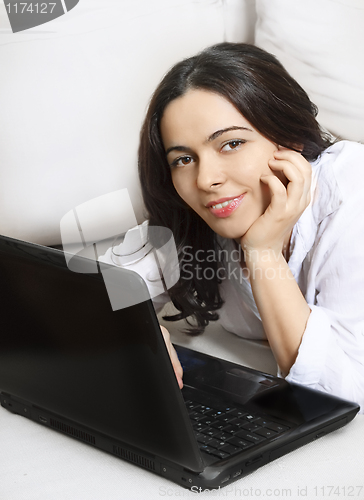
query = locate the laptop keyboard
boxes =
[185,399,291,461]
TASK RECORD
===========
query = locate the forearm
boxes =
[245,250,311,376]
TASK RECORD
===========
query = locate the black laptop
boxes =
[0,234,359,490]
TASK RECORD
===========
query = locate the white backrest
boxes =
[255,0,364,143]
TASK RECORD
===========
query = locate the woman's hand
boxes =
[160,325,183,389]
[241,148,312,259]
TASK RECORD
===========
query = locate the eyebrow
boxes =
[165,126,253,156]
[207,126,253,142]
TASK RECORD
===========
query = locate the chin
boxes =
[210,225,247,241]
[200,213,251,241]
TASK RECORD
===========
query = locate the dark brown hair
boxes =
[138,42,333,334]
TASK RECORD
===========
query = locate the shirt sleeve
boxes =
[285,193,364,412]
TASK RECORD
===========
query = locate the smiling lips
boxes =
[206,194,246,218]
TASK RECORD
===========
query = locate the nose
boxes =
[196,155,226,191]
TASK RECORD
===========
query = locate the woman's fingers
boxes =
[170,344,184,388]
[267,150,311,209]
[160,325,183,389]
[242,149,312,255]
[272,148,311,179]
[259,173,287,214]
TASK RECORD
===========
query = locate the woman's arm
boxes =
[241,149,312,375]
[244,251,311,376]
[160,325,184,388]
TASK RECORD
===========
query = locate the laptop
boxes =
[0,234,359,490]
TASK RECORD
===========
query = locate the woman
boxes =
[103,43,364,410]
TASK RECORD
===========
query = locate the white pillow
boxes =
[255,0,364,143]
[224,0,257,43]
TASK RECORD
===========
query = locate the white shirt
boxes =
[100,141,364,412]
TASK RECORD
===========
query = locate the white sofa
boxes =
[1,1,364,498]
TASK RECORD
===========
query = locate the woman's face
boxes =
[160,89,280,240]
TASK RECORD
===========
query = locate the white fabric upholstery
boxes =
[255,0,364,143]
[224,0,257,43]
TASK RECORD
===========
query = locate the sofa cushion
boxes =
[255,0,364,143]
[224,0,257,43]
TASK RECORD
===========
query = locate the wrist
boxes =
[242,246,284,266]
[240,230,293,266]
[243,250,295,284]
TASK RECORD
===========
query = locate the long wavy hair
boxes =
[138,42,333,334]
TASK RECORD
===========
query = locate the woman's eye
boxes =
[221,140,245,152]
[171,156,193,168]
